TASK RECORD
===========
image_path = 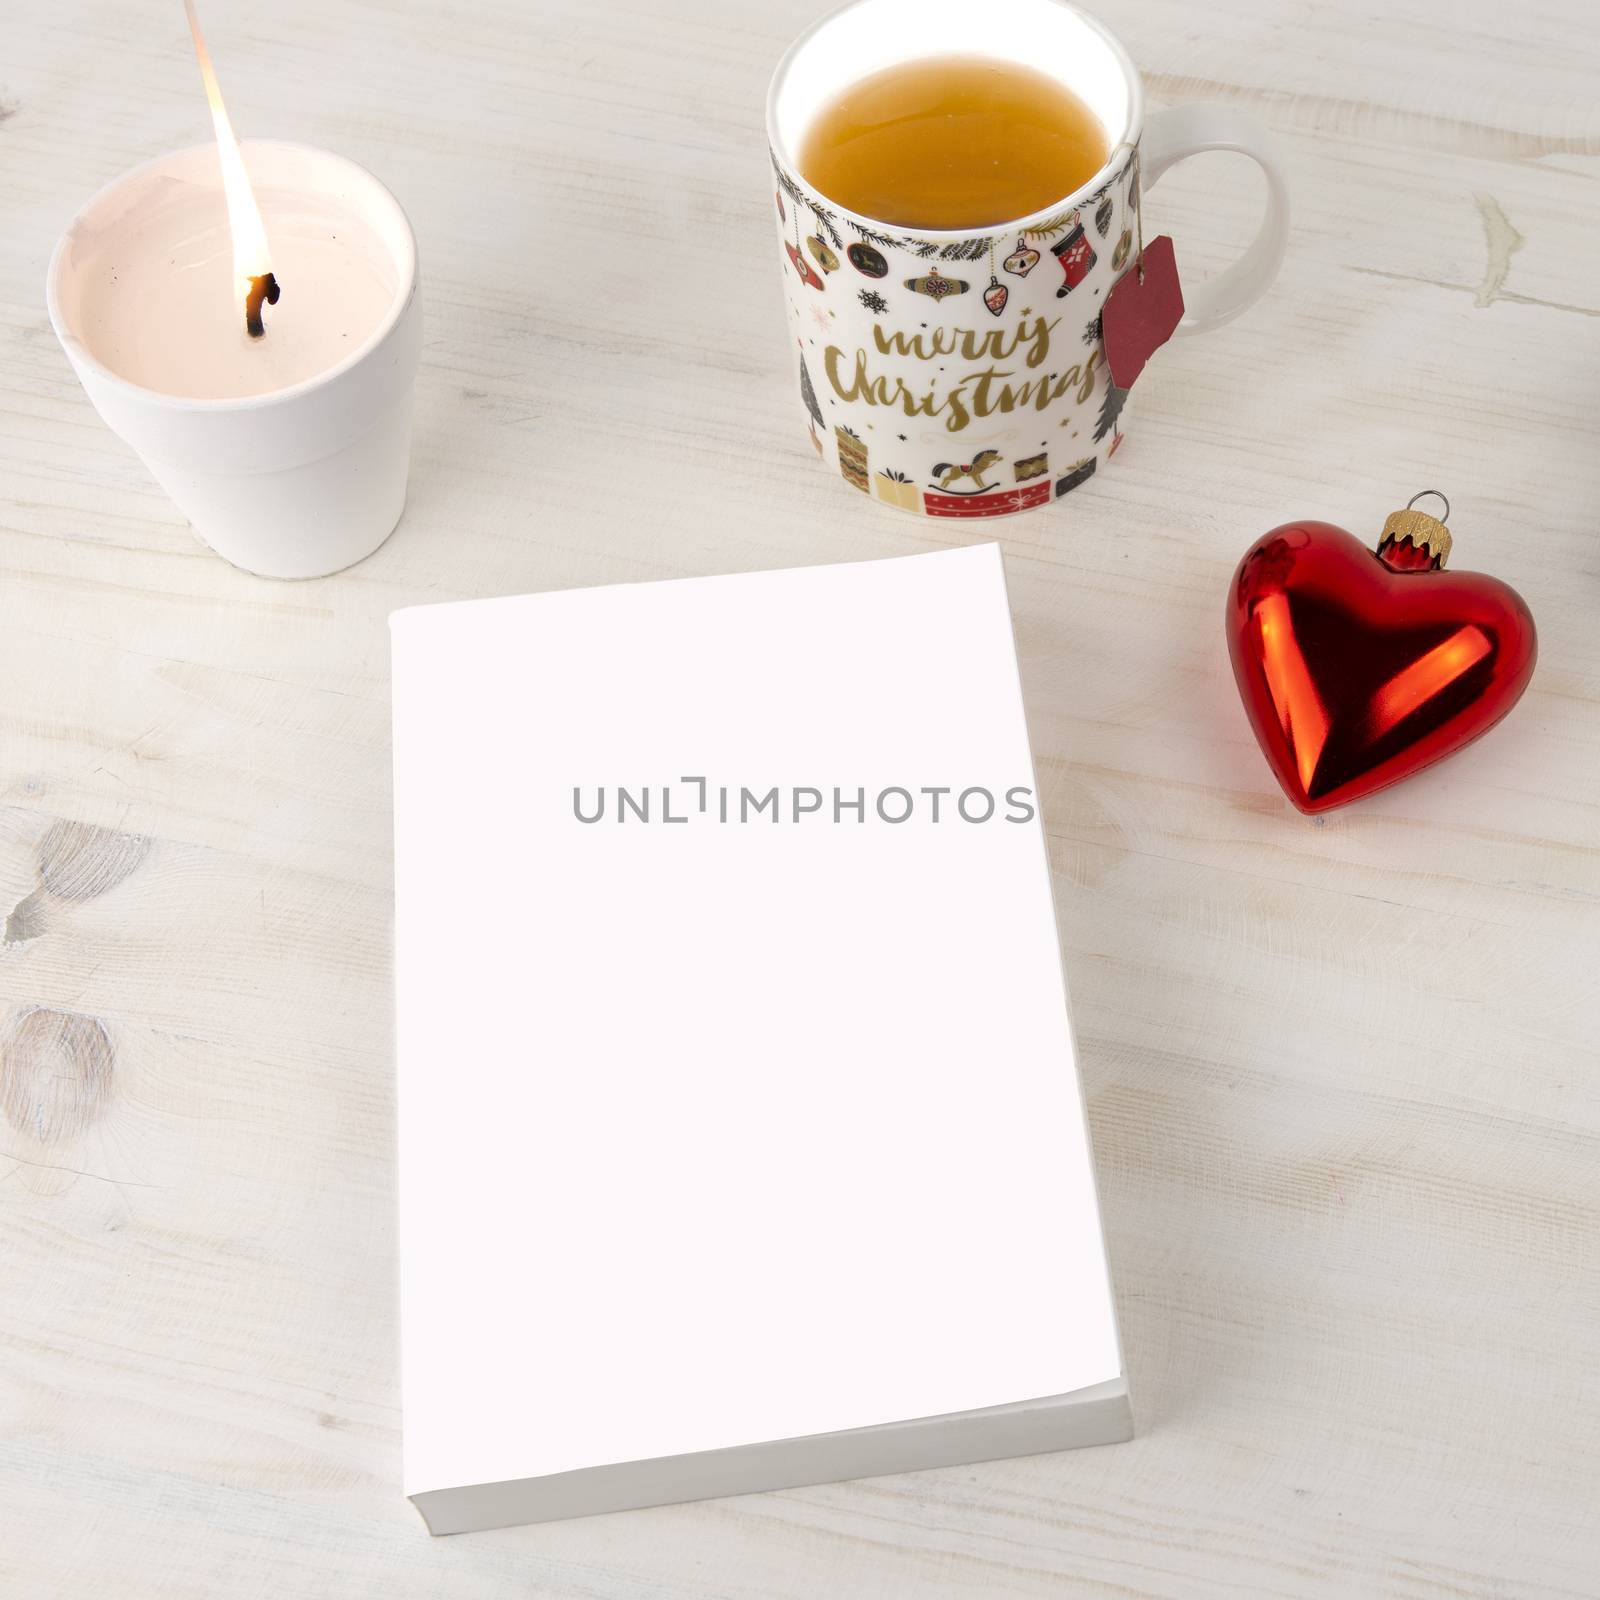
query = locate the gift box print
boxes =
[1056,457,1097,496]
[836,426,869,493]
[875,469,920,511]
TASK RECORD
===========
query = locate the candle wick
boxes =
[245,272,280,339]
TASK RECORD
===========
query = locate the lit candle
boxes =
[46,4,422,578]
[185,0,279,342]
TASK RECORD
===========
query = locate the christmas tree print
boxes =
[800,356,824,430]
[1094,377,1128,443]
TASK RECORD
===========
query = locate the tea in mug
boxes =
[796,55,1109,231]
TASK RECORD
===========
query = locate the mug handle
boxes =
[1140,106,1289,337]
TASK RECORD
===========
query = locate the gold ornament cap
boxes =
[1381,490,1452,566]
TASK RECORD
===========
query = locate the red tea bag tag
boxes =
[1101,234,1184,390]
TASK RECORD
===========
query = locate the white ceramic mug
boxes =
[767,0,1288,519]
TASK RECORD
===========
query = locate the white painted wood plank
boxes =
[1,0,1596,1595]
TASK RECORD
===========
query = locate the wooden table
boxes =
[3,1,1597,1594]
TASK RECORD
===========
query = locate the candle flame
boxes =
[184,0,276,332]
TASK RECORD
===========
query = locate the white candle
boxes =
[42,0,421,576]
[48,140,421,578]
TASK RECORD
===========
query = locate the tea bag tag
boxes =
[1101,234,1184,391]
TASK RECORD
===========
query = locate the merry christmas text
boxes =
[823,316,1101,434]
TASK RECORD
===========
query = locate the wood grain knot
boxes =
[0,1008,115,1143]
[3,892,46,945]
[36,820,150,902]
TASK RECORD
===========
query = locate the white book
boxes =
[390,543,1129,1536]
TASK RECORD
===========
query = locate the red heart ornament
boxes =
[1226,506,1536,814]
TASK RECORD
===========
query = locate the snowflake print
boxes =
[808,302,833,334]
[858,288,889,315]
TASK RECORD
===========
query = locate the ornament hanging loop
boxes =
[1406,489,1450,524]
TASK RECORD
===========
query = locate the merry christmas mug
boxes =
[767,0,1288,518]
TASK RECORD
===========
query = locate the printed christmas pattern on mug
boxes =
[774,144,1138,516]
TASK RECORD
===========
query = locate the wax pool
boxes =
[62,180,397,401]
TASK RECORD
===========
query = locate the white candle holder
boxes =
[47,140,421,580]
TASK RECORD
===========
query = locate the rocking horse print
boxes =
[930,450,1003,493]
